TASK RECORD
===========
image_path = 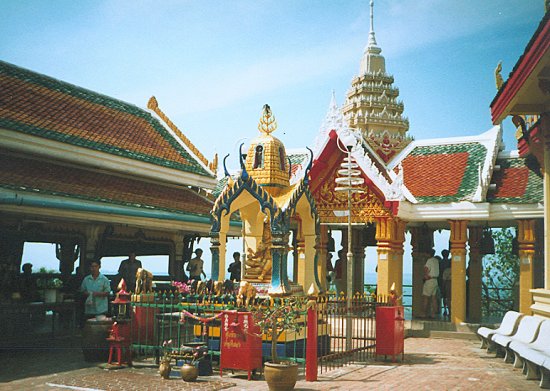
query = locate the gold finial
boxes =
[495,61,503,90]
[147,96,158,110]
[258,104,278,135]
[209,153,218,171]
[146,96,213,170]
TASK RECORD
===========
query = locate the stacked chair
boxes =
[478,311,550,389]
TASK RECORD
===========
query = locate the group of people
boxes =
[421,249,452,319]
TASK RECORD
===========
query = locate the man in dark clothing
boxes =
[228,252,242,282]
[117,252,142,292]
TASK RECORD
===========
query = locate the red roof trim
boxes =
[491,14,550,123]
[309,129,392,206]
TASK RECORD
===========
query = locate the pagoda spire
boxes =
[360,0,384,74]
[343,0,411,163]
[368,0,377,47]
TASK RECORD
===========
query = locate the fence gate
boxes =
[317,293,379,373]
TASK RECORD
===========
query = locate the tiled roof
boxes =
[402,143,487,203]
[0,61,212,177]
[0,152,214,217]
[288,153,309,177]
[488,157,543,204]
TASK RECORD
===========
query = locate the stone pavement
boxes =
[0,335,543,390]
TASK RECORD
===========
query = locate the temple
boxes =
[0,1,548,329]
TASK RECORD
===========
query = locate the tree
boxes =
[481,228,519,316]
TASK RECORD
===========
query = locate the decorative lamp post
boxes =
[334,128,364,351]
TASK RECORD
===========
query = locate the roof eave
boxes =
[490,13,550,124]
[0,128,218,189]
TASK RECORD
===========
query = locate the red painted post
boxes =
[305,299,318,381]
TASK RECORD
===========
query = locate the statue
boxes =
[236,281,257,308]
[135,268,153,295]
[495,61,503,90]
[244,217,272,281]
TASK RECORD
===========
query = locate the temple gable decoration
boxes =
[210,105,321,296]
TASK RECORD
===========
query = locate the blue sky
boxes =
[1,0,544,163]
[3,0,544,276]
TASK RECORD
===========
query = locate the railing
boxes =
[129,290,383,376]
[481,286,517,319]
[317,293,382,373]
[364,284,412,311]
[130,292,310,365]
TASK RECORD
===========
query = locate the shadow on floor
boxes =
[0,334,96,382]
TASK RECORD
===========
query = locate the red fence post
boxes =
[306,299,318,381]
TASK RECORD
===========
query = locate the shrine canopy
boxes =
[291,119,542,229]
[210,105,320,296]
[308,128,399,225]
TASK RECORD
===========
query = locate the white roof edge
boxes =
[389,125,502,170]
[497,150,520,159]
[397,201,544,222]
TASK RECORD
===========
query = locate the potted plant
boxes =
[159,340,173,379]
[251,296,305,391]
[36,268,63,303]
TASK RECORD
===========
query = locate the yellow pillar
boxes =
[317,225,329,292]
[410,226,431,318]
[518,219,535,314]
[468,227,483,323]
[375,217,406,298]
[449,220,468,324]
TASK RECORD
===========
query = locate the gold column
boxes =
[317,225,329,292]
[410,226,431,317]
[468,227,483,323]
[518,219,536,314]
[449,220,468,324]
[375,217,406,298]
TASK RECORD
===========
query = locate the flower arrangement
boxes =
[250,296,305,364]
[36,268,63,289]
[171,281,191,295]
[161,339,174,363]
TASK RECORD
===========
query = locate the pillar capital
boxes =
[449,220,468,249]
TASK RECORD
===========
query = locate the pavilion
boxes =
[490,5,550,320]
[0,59,240,301]
[282,1,545,325]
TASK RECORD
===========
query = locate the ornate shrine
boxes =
[210,105,321,296]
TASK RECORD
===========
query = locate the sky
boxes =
[3,0,544,277]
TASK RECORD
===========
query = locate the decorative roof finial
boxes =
[368,0,377,47]
[258,104,278,135]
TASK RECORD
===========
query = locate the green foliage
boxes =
[250,296,305,364]
[482,228,519,316]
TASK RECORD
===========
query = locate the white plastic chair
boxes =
[477,311,522,350]
[492,315,544,363]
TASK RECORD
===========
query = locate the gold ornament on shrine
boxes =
[245,104,290,193]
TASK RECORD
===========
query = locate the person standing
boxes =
[440,249,452,317]
[80,259,111,318]
[421,249,440,319]
[117,252,142,293]
[187,248,206,280]
[228,251,242,282]
[19,263,39,302]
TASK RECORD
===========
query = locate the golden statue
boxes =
[495,61,503,90]
[244,218,272,281]
[135,268,153,295]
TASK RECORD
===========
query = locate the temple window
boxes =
[253,144,264,169]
